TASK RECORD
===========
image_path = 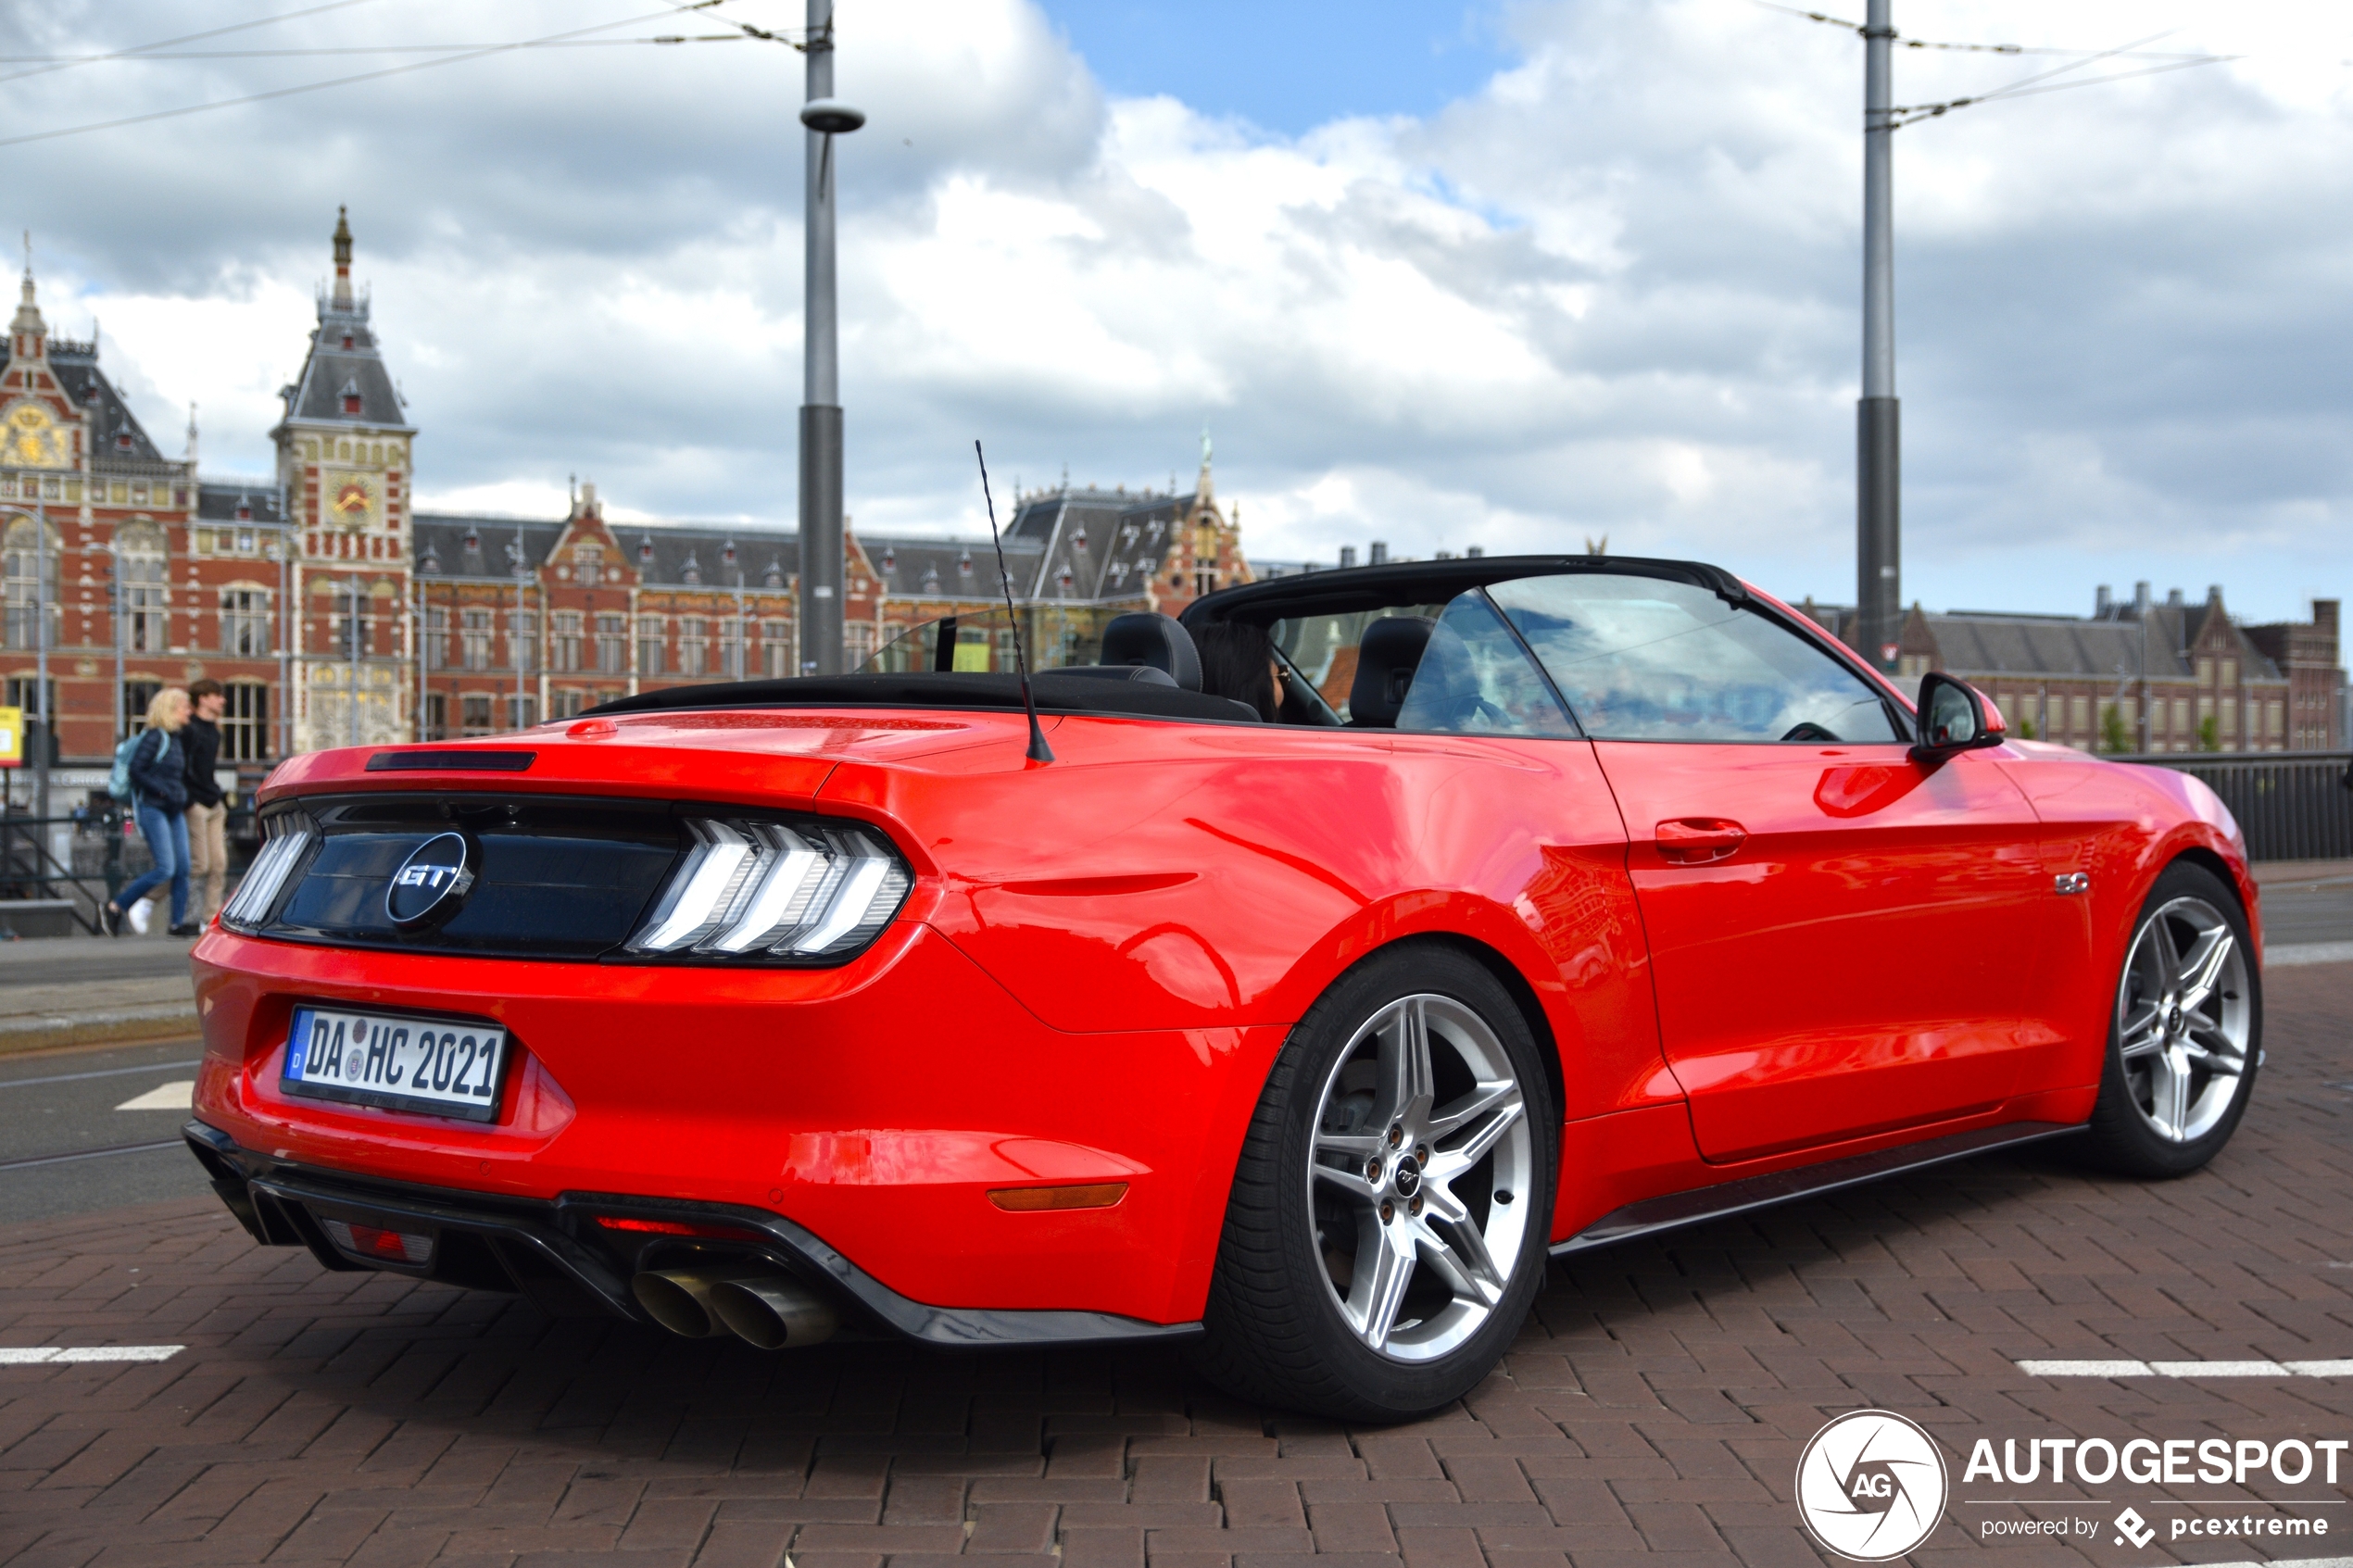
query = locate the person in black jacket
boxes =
[182,678,229,931]
[105,687,193,938]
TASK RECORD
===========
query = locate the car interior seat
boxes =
[1347,617,1435,727]
[1055,613,1203,689]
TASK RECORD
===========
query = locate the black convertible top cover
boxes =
[582,671,1260,723]
[1179,553,1747,630]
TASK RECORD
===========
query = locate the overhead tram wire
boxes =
[0,0,386,88]
[0,39,760,64]
[1886,29,2240,128]
[648,0,822,52]
[0,1,752,151]
[1890,56,2241,127]
[1747,2,2239,129]
[1747,1,2221,62]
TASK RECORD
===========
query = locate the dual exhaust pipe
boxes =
[631,1265,840,1348]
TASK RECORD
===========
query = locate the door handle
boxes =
[1655,818,1747,864]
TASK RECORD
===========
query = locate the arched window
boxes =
[3,514,60,652]
[116,519,169,653]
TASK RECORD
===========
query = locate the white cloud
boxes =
[4,0,2347,621]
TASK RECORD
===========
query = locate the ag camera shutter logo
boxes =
[385,833,475,929]
[1795,1410,1949,1561]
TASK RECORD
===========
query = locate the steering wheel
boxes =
[1780,721,1839,743]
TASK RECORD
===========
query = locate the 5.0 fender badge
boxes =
[385,833,475,929]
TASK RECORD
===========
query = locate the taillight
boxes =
[220,811,315,931]
[625,814,912,963]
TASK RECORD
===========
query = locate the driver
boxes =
[1196,622,1281,721]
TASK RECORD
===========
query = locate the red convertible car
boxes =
[183,555,2259,1419]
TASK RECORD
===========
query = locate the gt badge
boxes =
[385,833,475,929]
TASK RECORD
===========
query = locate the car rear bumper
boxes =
[186,922,1287,1327]
[182,1119,1200,1348]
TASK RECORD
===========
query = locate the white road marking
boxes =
[2267,941,2353,968]
[113,1080,194,1111]
[0,1345,184,1364]
[2018,1359,2353,1378]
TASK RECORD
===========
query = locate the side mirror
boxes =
[1913,672,2003,760]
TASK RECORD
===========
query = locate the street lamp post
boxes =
[1856,0,1901,675]
[797,0,862,677]
[347,574,361,746]
[31,499,48,827]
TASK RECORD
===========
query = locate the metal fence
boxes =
[0,802,260,933]
[2119,751,2353,862]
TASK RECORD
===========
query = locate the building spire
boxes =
[11,232,45,352]
[185,402,199,463]
[331,206,354,312]
[1196,425,1214,503]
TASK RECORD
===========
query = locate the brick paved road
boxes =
[6,967,2352,1568]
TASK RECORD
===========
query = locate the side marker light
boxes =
[987,1183,1129,1212]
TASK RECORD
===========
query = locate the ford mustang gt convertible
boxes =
[182,554,2260,1419]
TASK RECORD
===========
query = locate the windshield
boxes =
[1485,574,1903,743]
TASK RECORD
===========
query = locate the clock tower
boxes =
[275,207,418,753]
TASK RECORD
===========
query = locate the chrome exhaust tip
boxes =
[631,1267,772,1338]
[708,1274,840,1349]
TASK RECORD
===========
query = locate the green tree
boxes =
[2100,704,2132,754]
[2197,715,2221,752]
[2013,714,2037,740]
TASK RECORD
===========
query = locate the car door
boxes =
[1488,571,2050,1163]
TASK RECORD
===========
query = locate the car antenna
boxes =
[975,439,1053,764]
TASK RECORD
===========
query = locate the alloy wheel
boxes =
[2115,894,2251,1144]
[1305,993,1533,1361]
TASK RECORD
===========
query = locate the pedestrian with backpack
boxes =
[104,687,195,938]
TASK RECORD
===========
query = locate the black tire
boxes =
[2075,859,2261,1177]
[1191,942,1558,1421]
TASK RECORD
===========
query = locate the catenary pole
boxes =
[798,0,842,677]
[346,572,360,746]
[797,3,862,676]
[275,486,290,760]
[513,530,526,728]
[31,498,47,827]
[1856,0,1901,675]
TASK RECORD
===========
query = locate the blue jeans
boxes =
[118,803,191,926]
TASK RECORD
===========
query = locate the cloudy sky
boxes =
[2,0,2348,621]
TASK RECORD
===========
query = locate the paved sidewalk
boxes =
[4,967,2352,1568]
[0,937,198,1056]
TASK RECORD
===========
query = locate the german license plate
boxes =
[281,1004,509,1123]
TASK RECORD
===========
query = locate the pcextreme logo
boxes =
[1795,1410,1951,1561]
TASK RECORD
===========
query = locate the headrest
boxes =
[1100,613,1202,691]
[1348,617,1435,727]
[1049,664,1178,686]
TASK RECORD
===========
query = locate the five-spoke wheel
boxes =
[1306,994,1533,1361]
[2115,892,2251,1144]
[1194,944,1556,1421]
[2082,860,2260,1176]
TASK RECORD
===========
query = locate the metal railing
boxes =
[2116,751,2353,862]
[0,802,260,933]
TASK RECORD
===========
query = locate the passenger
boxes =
[1196,621,1280,721]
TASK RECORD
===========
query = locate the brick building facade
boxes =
[0,214,1260,765]
[1803,582,2345,754]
